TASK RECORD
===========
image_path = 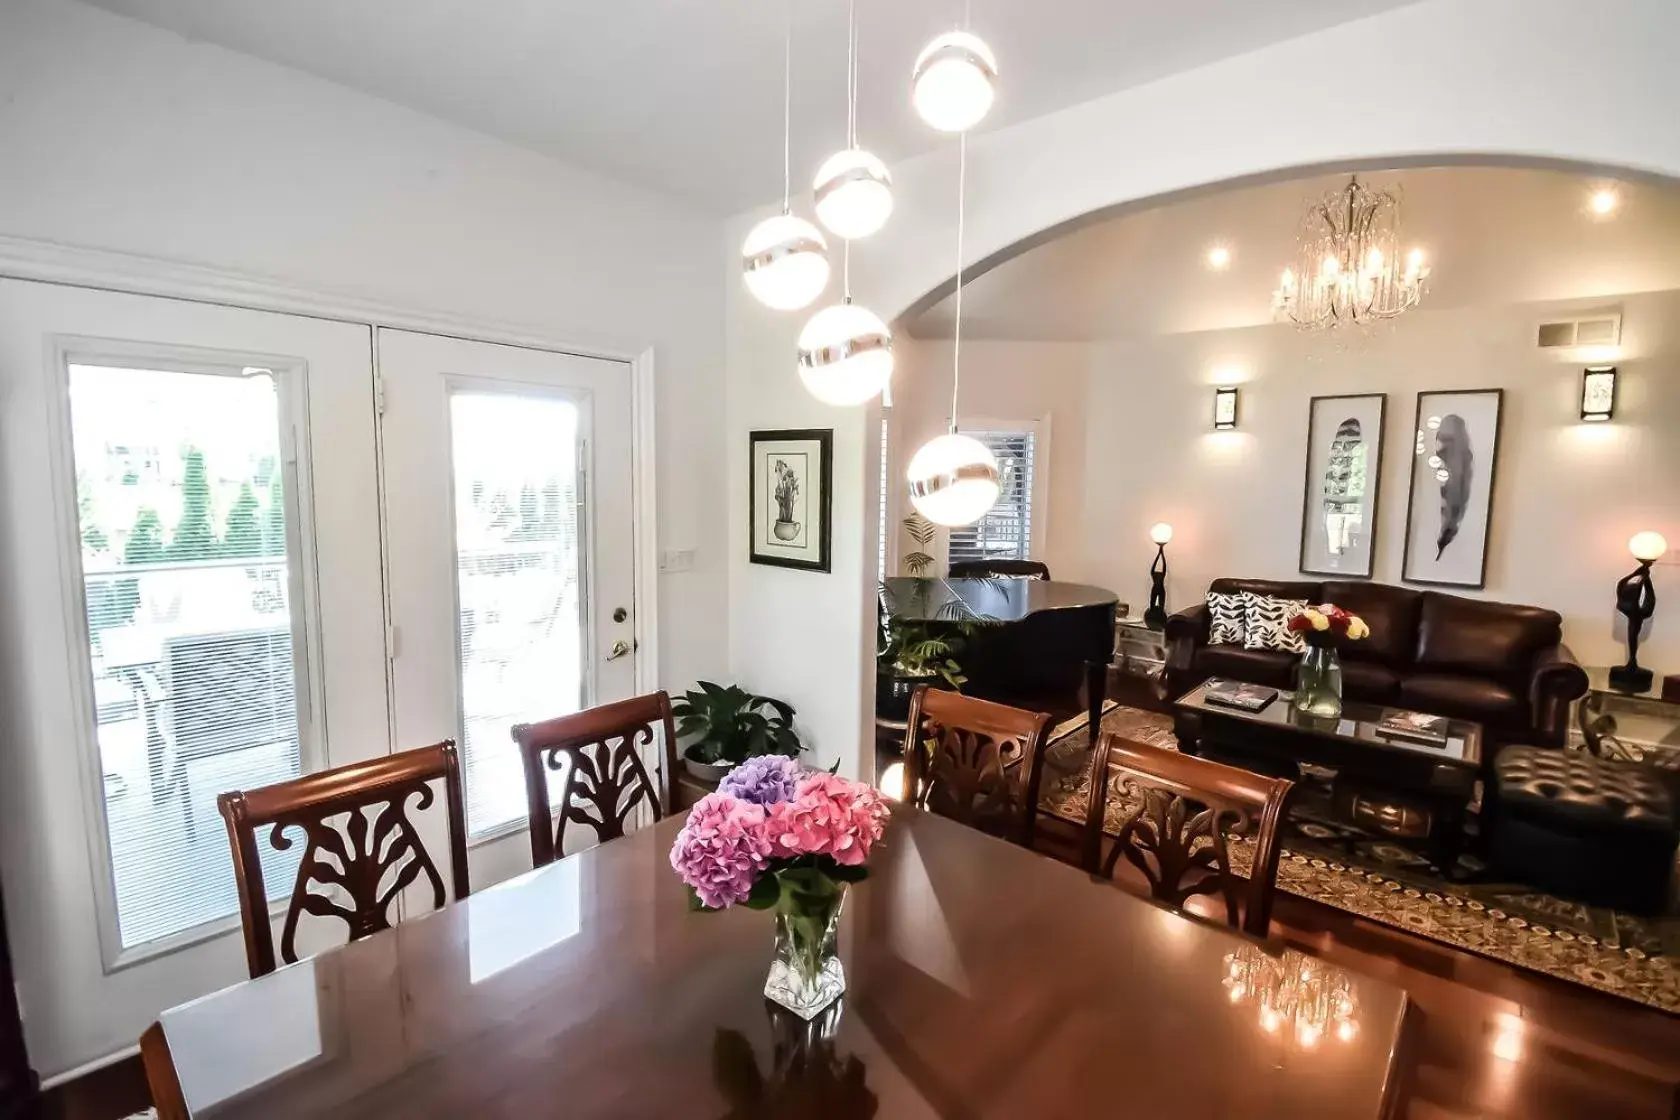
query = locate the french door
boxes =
[375,329,640,889]
[0,280,389,1078]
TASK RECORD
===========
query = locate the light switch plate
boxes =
[660,548,697,573]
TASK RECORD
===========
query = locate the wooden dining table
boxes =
[144,807,1413,1118]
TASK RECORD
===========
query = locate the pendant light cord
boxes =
[949,131,966,435]
[780,0,792,212]
[846,0,859,148]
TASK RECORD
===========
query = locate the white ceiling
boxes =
[81,0,1420,214]
[907,165,1680,341]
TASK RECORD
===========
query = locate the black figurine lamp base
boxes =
[1608,663,1654,693]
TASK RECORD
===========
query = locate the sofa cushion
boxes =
[1195,645,1296,691]
[1415,592,1562,688]
[1206,591,1247,646]
[1339,659,1402,704]
[1209,577,1322,602]
[1242,594,1309,653]
[1321,581,1421,668]
[1494,746,1677,835]
[1399,674,1525,730]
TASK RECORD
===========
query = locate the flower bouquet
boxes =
[1286,604,1369,718]
[669,755,891,1018]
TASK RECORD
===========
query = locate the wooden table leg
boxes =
[1085,659,1109,752]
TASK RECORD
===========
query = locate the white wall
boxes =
[0,0,728,697]
[725,0,1680,777]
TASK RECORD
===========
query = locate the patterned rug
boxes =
[1038,704,1680,1015]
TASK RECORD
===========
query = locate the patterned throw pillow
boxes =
[1243,595,1309,653]
[1206,592,1247,646]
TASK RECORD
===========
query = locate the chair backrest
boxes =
[1081,735,1292,938]
[947,559,1051,581]
[512,691,677,867]
[903,686,1052,846]
[217,741,470,979]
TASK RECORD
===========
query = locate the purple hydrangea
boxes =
[717,754,803,806]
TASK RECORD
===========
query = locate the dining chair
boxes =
[140,1022,188,1120]
[1081,734,1293,937]
[903,685,1053,846]
[217,741,470,979]
[946,558,1052,580]
[512,690,678,867]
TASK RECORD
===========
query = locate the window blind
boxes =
[70,363,308,950]
[877,413,890,582]
[947,429,1036,567]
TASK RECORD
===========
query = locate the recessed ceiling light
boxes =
[1588,187,1620,217]
[1206,245,1232,270]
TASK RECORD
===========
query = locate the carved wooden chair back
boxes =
[1081,735,1293,937]
[903,686,1052,846]
[512,691,678,868]
[218,741,470,979]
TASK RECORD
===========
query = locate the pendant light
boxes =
[742,4,830,311]
[814,1,893,240]
[912,29,998,134]
[908,133,1000,527]
[797,239,894,406]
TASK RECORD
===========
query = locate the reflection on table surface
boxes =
[157,809,1410,1118]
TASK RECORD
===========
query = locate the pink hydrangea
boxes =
[669,792,772,908]
[762,772,891,866]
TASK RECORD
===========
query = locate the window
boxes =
[947,428,1038,567]
[449,389,584,835]
[69,362,310,951]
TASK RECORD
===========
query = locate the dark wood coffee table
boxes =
[1175,683,1484,874]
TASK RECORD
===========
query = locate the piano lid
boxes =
[881,577,1118,623]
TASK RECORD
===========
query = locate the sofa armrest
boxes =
[1163,604,1210,701]
[1528,642,1589,748]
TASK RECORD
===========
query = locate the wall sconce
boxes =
[1213,386,1240,430]
[1581,366,1618,422]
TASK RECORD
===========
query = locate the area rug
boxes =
[1038,703,1680,1015]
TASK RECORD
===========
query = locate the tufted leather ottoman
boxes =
[1487,746,1678,914]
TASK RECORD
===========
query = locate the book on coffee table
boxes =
[1201,678,1278,713]
[1375,710,1450,746]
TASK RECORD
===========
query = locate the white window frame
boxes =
[948,416,1052,566]
[44,335,327,972]
[441,375,599,843]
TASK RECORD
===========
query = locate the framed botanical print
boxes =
[749,428,832,573]
[1401,389,1504,589]
[1299,393,1387,579]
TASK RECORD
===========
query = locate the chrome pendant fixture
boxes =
[797,297,894,406]
[907,132,999,527]
[814,1,893,240]
[742,2,830,311]
[912,29,998,134]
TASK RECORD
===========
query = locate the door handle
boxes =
[606,639,634,661]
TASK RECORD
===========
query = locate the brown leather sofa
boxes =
[1164,578,1588,750]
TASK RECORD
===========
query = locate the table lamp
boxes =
[1143,523,1173,629]
[1610,530,1667,692]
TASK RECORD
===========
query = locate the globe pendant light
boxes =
[814,1,893,240]
[741,3,829,311]
[908,133,1000,527]
[798,296,894,406]
[912,29,998,134]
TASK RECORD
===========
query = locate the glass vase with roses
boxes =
[1287,604,1370,719]
[669,755,891,1018]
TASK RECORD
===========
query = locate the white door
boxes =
[0,280,390,1079]
[376,330,640,889]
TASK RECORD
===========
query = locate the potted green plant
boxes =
[673,682,802,782]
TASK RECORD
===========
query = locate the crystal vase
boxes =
[1294,643,1344,720]
[764,877,847,1020]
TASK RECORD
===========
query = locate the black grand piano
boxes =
[879,577,1119,741]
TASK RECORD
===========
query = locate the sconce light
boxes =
[1213,387,1240,430]
[1581,366,1618,422]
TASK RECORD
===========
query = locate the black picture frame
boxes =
[748,428,833,573]
[1298,392,1387,579]
[1400,388,1505,590]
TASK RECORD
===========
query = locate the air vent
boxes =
[1536,311,1622,350]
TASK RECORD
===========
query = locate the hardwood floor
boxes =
[49,816,1680,1120]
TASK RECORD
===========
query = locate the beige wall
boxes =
[892,291,1680,671]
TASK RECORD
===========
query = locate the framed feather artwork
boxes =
[1401,389,1504,589]
[1299,393,1387,578]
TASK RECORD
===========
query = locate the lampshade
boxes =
[911,31,998,133]
[907,432,1000,527]
[741,214,830,311]
[814,149,894,240]
[1150,523,1174,545]
[1630,531,1669,562]
[797,302,894,405]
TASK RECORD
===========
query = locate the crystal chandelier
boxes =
[1223,946,1360,1049]
[1272,176,1429,329]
